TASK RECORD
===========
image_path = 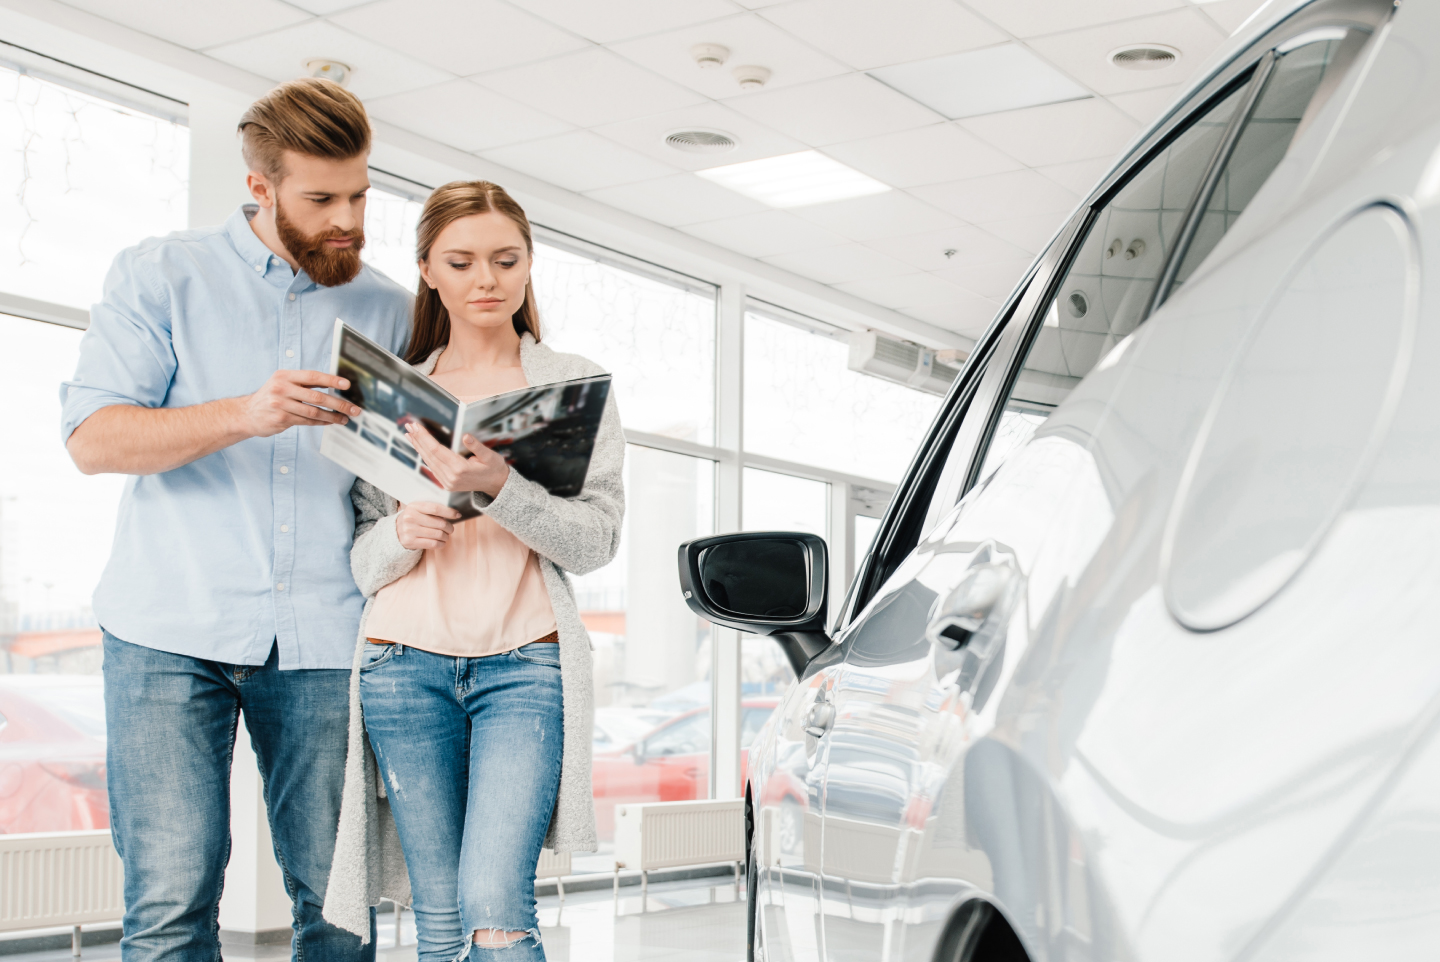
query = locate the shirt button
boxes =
[255,264,264,273]
[279,466,289,474]
[288,293,296,301]
[280,524,290,533]
[276,583,285,591]
[286,349,295,358]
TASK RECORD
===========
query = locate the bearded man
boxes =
[60,78,410,962]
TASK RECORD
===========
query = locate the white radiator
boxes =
[535,847,570,880]
[614,799,744,872]
[0,830,124,933]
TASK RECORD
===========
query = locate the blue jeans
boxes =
[103,632,374,962]
[359,641,564,962]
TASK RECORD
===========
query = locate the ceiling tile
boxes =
[792,191,958,242]
[901,297,999,335]
[962,0,1182,39]
[834,272,978,310]
[584,173,766,226]
[979,212,1067,253]
[608,13,850,99]
[474,48,707,128]
[1197,0,1271,34]
[934,256,1034,299]
[480,130,680,193]
[366,80,572,152]
[960,97,1140,167]
[206,20,453,99]
[762,244,919,285]
[505,0,737,43]
[758,0,1006,70]
[681,210,849,258]
[1034,156,1114,196]
[1109,84,1183,123]
[590,103,806,172]
[331,0,588,76]
[725,73,945,147]
[822,123,1023,189]
[56,0,310,49]
[912,169,1078,223]
[1026,9,1228,96]
[866,224,1030,272]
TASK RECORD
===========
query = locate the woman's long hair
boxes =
[405,180,541,366]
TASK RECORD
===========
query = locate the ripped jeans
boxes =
[359,641,564,962]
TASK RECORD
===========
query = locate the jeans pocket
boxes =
[512,642,561,668]
[359,642,396,672]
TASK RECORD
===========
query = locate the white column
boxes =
[710,282,744,800]
[187,92,292,939]
[829,482,851,620]
[187,95,251,229]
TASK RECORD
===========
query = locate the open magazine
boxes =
[319,319,611,519]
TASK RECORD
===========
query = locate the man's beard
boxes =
[274,199,365,287]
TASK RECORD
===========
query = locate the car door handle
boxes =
[804,701,834,738]
[926,559,1018,653]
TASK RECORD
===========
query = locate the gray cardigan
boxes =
[322,335,624,939]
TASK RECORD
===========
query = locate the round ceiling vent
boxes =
[1110,44,1180,70]
[664,129,738,154]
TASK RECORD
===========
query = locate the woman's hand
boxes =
[396,501,462,550]
[405,422,511,499]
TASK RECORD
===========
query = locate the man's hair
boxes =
[238,78,371,182]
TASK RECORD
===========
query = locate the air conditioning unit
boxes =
[847,331,964,396]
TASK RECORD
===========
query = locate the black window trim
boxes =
[836,0,1395,628]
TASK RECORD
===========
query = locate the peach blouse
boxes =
[363,395,557,657]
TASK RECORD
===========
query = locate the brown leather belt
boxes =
[367,630,559,647]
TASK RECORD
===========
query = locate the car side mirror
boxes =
[632,744,646,766]
[678,531,832,677]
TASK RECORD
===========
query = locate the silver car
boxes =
[680,0,1440,958]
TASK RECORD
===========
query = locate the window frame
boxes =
[836,0,1394,628]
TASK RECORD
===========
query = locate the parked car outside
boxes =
[0,675,107,834]
[591,698,790,840]
[683,1,1440,959]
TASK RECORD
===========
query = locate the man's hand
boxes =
[395,501,463,550]
[238,370,360,437]
[406,422,511,499]
[67,370,364,476]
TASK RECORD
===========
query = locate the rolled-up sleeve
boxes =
[59,246,177,442]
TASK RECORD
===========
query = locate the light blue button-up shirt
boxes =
[60,205,412,669]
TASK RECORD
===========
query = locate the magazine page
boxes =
[458,375,611,499]
[319,320,472,512]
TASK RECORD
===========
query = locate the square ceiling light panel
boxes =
[697,151,890,208]
[870,44,1090,120]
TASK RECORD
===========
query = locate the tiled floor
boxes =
[3,876,746,962]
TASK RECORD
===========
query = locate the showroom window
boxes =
[0,64,189,833]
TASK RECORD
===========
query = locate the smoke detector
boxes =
[733,65,771,91]
[664,129,738,155]
[1109,44,1179,70]
[306,59,352,86]
[691,44,730,69]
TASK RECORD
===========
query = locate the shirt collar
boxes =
[226,204,280,273]
[227,204,320,291]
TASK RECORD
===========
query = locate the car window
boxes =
[644,711,709,756]
[1169,31,1365,291]
[973,30,1367,486]
[969,81,1246,489]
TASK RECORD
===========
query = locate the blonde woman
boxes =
[324,181,622,962]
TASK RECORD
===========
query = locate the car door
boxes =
[753,656,843,962]
[814,6,1389,959]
